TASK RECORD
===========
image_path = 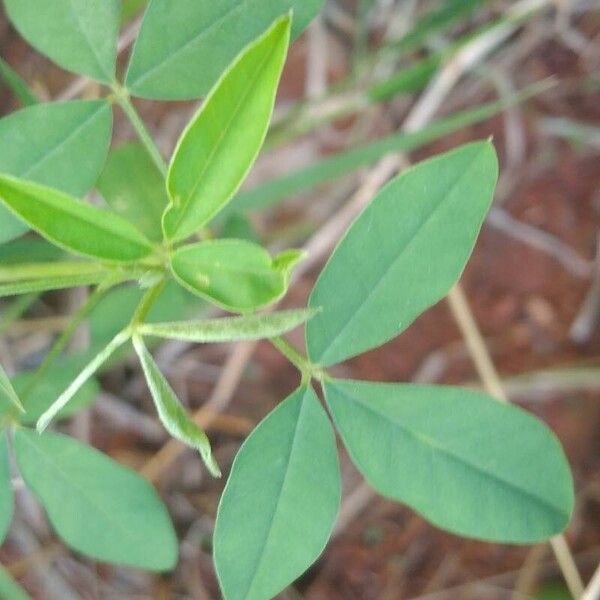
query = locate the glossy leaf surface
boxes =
[138,308,317,343]
[0,433,13,544]
[214,387,340,600]
[126,0,321,99]
[171,240,303,312]
[163,16,290,242]
[324,379,574,543]
[0,100,112,244]
[14,428,177,570]
[97,142,167,242]
[0,175,153,262]
[307,141,498,366]
[133,336,220,477]
[4,0,120,82]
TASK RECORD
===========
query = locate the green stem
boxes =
[112,84,167,178]
[270,336,318,384]
[20,283,113,404]
[132,279,166,326]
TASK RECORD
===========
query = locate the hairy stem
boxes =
[270,336,316,384]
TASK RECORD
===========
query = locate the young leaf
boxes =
[306,141,498,367]
[0,566,31,600]
[132,336,220,476]
[4,0,120,83]
[36,329,130,433]
[0,175,153,262]
[138,308,317,343]
[324,379,574,543]
[0,100,112,244]
[0,433,14,544]
[171,240,303,312]
[214,387,340,600]
[14,428,177,570]
[126,0,321,100]
[163,16,291,242]
[0,362,24,413]
[97,143,167,242]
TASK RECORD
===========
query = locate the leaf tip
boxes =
[204,452,222,478]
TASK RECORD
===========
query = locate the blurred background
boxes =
[1,0,599,598]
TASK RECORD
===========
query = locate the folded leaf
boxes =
[0,100,112,244]
[0,362,24,413]
[0,175,153,262]
[138,308,317,342]
[126,0,320,99]
[4,0,120,82]
[14,428,177,570]
[324,379,574,543]
[37,330,130,432]
[171,240,303,312]
[163,16,291,242]
[306,141,498,367]
[214,387,340,600]
[0,433,13,544]
[97,142,167,242]
[133,336,220,476]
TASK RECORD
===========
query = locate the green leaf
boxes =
[0,56,39,107]
[36,330,130,433]
[14,428,177,570]
[0,433,14,544]
[4,0,120,82]
[0,239,64,265]
[214,387,340,600]
[138,308,317,343]
[0,175,154,262]
[306,141,498,367]
[324,379,574,543]
[0,100,112,244]
[97,143,167,242]
[125,0,321,100]
[171,240,303,312]
[0,566,31,600]
[132,336,220,477]
[0,363,24,413]
[88,281,200,348]
[162,16,291,242]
